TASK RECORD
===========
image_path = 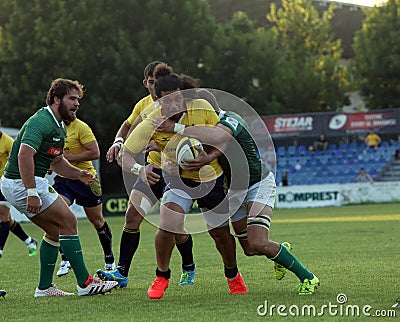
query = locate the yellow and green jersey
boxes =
[125,99,223,182]
[0,132,14,178]
[64,119,97,175]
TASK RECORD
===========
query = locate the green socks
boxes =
[273,244,313,282]
[38,238,59,289]
[59,235,89,286]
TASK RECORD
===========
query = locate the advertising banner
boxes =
[276,181,400,208]
[263,108,400,137]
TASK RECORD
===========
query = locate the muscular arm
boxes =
[18,144,41,213]
[18,144,37,189]
[183,124,232,149]
[115,121,131,141]
[179,124,232,170]
[64,141,100,162]
[50,155,83,179]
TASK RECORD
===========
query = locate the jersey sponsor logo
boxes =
[46,146,63,157]
[52,137,61,142]
[225,117,239,130]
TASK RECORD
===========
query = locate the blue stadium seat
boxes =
[381,141,389,148]
[287,145,296,156]
[277,146,286,157]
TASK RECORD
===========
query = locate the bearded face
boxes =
[58,99,76,122]
[57,89,79,122]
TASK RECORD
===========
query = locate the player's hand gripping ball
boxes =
[176,137,203,169]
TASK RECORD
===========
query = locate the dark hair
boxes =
[154,64,181,98]
[179,74,199,90]
[143,61,164,79]
[46,78,84,105]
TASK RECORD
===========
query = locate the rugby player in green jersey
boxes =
[0,78,118,297]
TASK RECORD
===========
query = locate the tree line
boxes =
[1,0,399,192]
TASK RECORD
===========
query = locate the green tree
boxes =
[353,0,400,109]
[0,0,216,193]
[200,11,280,115]
[267,0,349,113]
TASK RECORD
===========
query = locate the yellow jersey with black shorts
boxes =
[52,119,102,207]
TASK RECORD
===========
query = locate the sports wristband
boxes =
[112,142,123,149]
[131,163,144,175]
[27,188,39,197]
[114,137,124,144]
[174,123,185,135]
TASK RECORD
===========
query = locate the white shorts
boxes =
[229,171,276,223]
[1,176,59,218]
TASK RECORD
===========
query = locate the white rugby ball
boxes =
[176,137,203,169]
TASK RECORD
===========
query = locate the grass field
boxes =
[0,203,399,321]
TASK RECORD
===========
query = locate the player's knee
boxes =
[208,226,232,244]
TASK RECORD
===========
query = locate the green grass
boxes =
[1,203,399,321]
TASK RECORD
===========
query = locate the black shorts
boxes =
[163,174,228,214]
[53,175,102,207]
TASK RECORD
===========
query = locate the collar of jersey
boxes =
[44,106,65,128]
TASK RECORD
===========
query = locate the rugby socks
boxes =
[0,221,10,251]
[156,267,171,279]
[117,228,140,277]
[176,234,195,271]
[38,238,59,289]
[272,244,313,282]
[59,235,90,286]
[10,221,30,243]
[224,264,239,280]
[96,221,114,264]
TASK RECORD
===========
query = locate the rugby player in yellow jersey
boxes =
[0,127,38,258]
[106,61,162,163]
[98,62,197,288]
[52,117,115,277]
[117,66,247,299]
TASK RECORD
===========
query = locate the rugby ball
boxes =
[176,137,203,169]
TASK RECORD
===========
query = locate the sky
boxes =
[325,0,388,6]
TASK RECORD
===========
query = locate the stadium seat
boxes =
[277,146,286,157]
[381,141,389,148]
[287,145,296,156]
